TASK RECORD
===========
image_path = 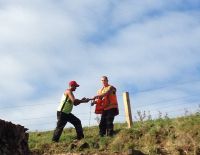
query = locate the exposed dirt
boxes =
[0,119,30,155]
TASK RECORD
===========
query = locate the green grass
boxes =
[29,113,200,155]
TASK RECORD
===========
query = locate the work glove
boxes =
[81,97,90,102]
[91,101,95,106]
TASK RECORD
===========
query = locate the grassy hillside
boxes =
[29,113,200,155]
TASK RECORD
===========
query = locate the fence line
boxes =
[1,100,199,125]
[6,104,199,128]
[0,93,199,110]
[1,80,200,130]
[128,79,200,95]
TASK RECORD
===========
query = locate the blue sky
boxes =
[0,0,200,131]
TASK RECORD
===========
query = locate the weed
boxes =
[29,114,200,155]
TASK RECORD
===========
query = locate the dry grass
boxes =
[29,113,200,155]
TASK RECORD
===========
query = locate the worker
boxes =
[92,76,119,137]
[52,80,90,142]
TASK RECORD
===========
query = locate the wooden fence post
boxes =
[123,92,133,128]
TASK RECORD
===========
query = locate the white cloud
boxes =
[0,0,200,130]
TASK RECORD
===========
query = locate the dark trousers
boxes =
[52,111,84,142]
[99,108,118,137]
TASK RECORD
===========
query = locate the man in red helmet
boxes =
[52,80,90,142]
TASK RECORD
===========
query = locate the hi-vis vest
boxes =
[57,93,73,114]
[102,85,118,110]
[94,89,104,114]
[94,98,104,114]
[95,85,118,114]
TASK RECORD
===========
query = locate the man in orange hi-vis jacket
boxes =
[92,76,119,137]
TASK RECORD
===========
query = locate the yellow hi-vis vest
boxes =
[101,85,118,110]
[57,93,73,114]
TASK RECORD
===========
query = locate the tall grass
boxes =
[29,112,200,155]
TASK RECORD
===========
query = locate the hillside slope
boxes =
[29,113,200,155]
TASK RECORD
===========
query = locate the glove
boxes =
[81,97,90,102]
[91,101,95,106]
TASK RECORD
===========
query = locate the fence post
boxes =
[123,92,133,128]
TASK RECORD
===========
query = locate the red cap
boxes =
[69,80,79,87]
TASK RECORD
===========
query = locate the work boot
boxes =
[52,139,59,143]
[76,134,84,140]
[107,129,114,137]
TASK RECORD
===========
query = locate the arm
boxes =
[66,90,90,106]
[94,86,116,99]
[74,98,90,106]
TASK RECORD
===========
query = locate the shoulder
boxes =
[109,85,116,92]
[97,87,104,94]
[97,89,101,95]
[65,89,72,95]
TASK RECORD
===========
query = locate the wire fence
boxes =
[0,79,200,131]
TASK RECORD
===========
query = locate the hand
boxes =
[92,96,98,100]
[81,97,86,100]
[85,98,90,102]
[91,101,95,106]
[81,97,90,103]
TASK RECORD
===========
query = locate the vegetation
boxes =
[29,112,200,155]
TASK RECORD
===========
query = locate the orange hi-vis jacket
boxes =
[94,98,104,114]
[94,85,118,114]
[94,89,104,114]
